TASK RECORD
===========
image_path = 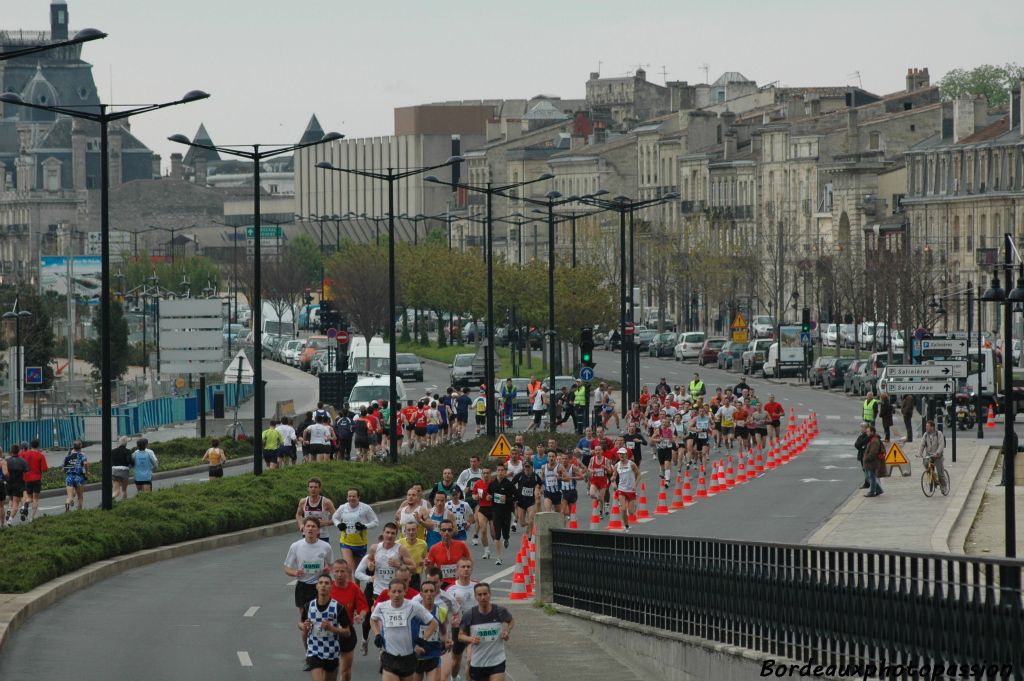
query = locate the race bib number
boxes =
[698,432,708,439]
[378,566,396,581]
[592,467,605,478]
[441,564,458,579]
[384,609,409,628]
[626,442,635,449]
[520,487,534,497]
[471,623,501,642]
[302,561,322,576]
[493,493,505,504]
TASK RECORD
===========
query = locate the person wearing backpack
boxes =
[334,405,354,461]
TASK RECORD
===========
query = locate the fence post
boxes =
[533,511,564,603]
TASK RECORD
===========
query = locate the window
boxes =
[869,132,881,150]
[910,124,916,132]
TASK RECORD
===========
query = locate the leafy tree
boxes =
[120,254,222,296]
[286,233,324,291]
[325,245,392,370]
[938,63,1024,108]
[0,288,58,388]
[81,299,130,381]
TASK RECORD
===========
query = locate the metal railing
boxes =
[551,530,1024,679]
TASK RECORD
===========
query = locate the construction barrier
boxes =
[0,416,85,449]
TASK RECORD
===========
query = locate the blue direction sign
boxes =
[579,366,595,382]
[25,366,43,385]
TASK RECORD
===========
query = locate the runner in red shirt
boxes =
[587,447,613,517]
[471,469,494,560]
[20,440,48,521]
[764,394,785,440]
[329,559,369,681]
[426,518,472,585]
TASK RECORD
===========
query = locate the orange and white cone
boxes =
[755,449,766,474]
[522,557,534,596]
[682,469,694,506]
[567,504,579,530]
[696,465,708,498]
[606,499,625,531]
[636,483,651,520]
[788,408,797,434]
[708,462,721,496]
[725,455,736,489]
[654,487,671,515]
[671,474,685,510]
[589,499,601,528]
[986,404,997,429]
[509,557,528,600]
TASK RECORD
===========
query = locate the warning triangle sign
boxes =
[731,313,747,329]
[488,434,512,459]
[884,441,909,466]
[226,349,255,385]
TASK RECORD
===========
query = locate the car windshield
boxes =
[754,316,773,325]
[349,385,389,403]
[684,333,704,343]
[733,344,747,352]
[286,340,303,350]
[657,333,674,342]
[708,339,726,349]
[397,353,418,365]
[835,359,854,369]
[454,355,474,367]
[307,337,329,349]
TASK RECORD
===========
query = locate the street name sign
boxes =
[879,378,953,395]
[886,363,967,379]
[920,339,968,357]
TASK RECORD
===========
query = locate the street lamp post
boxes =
[2,304,32,421]
[317,157,462,462]
[2,88,210,511]
[171,130,343,476]
[425,173,554,437]
[980,232,1022,594]
[0,28,106,61]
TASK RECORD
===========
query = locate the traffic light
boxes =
[580,327,595,368]
[801,307,811,333]
[304,288,314,306]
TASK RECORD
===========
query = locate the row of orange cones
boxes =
[509,526,539,600]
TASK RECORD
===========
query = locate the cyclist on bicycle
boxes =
[920,420,945,482]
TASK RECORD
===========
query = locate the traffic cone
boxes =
[671,474,685,510]
[810,411,819,437]
[522,555,534,596]
[567,504,579,529]
[708,462,721,496]
[696,465,708,498]
[765,441,777,469]
[606,500,625,531]
[589,499,601,528]
[682,470,694,506]
[986,404,996,429]
[654,487,671,515]
[725,455,736,489]
[528,535,537,571]
[636,484,651,520]
[509,558,528,600]
[755,449,765,474]
[788,408,797,434]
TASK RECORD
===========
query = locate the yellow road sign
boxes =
[884,441,909,466]
[731,313,747,329]
[488,434,512,459]
[732,330,748,343]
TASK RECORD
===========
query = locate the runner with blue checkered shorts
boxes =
[302,574,352,680]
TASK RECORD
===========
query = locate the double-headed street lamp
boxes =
[2,88,210,511]
[171,130,344,476]
[148,223,196,265]
[979,233,1023,591]
[0,28,106,61]
[533,208,602,268]
[580,193,679,406]
[317,157,462,462]
[425,173,554,437]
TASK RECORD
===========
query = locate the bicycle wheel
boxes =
[920,469,935,497]
[939,469,950,496]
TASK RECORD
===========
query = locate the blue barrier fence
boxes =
[0,417,85,449]
[111,382,254,437]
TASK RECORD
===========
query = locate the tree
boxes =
[262,250,310,338]
[0,287,58,388]
[81,299,130,381]
[286,234,324,291]
[938,63,1024,108]
[325,245,391,370]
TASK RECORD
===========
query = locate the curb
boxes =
[945,445,1000,554]
[38,456,256,499]
[0,496,403,655]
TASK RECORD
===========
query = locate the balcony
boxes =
[680,200,704,215]
[975,248,999,267]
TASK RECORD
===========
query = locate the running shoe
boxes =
[495,558,502,566]
[503,538,509,549]
[472,535,479,546]
[510,522,517,533]
[482,548,490,559]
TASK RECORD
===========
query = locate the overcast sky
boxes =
[6,0,1019,169]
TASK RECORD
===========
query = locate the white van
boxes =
[762,342,804,378]
[347,336,390,372]
[348,375,407,412]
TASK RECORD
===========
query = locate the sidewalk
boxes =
[807,439,997,553]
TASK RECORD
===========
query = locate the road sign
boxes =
[884,441,909,466]
[799,331,812,346]
[226,349,255,385]
[245,226,283,239]
[337,330,351,345]
[24,366,42,385]
[879,378,953,395]
[158,299,224,375]
[326,327,338,339]
[914,327,927,341]
[488,434,512,459]
[731,313,747,329]
[579,366,595,382]
[732,329,748,343]
[921,339,968,357]
[886,363,967,379]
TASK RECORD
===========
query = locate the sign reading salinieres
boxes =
[886,363,968,379]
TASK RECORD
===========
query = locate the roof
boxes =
[183,123,221,166]
[712,71,752,86]
[548,133,635,162]
[34,116,151,151]
[298,114,324,145]
[957,116,1011,144]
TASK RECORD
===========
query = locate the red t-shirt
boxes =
[401,406,419,427]
[21,449,48,482]
[374,587,419,606]
[472,479,492,507]
[427,540,472,583]
[764,402,784,421]
[330,580,370,623]
[365,414,380,435]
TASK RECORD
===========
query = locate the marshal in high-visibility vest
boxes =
[862,397,878,423]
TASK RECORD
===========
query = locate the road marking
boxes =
[800,478,843,483]
[825,415,841,420]
[237,651,253,667]
[243,606,260,617]
[39,505,64,511]
[808,440,832,446]
[286,579,297,586]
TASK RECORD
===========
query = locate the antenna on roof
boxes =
[847,70,862,89]
[660,65,669,82]
[597,59,603,76]
[699,63,710,84]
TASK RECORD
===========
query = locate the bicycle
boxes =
[920,454,949,497]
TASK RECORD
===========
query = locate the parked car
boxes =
[868,351,903,394]
[396,353,424,382]
[450,352,483,388]
[741,338,774,375]
[716,341,746,370]
[298,336,330,371]
[698,337,727,366]
[310,349,330,376]
[222,323,246,344]
[823,324,838,347]
[261,333,282,359]
[850,362,874,396]
[673,332,706,361]
[751,315,775,338]
[843,360,863,393]
[634,328,657,352]
[648,332,678,357]
[810,357,835,387]
[824,357,854,389]
[839,324,856,348]
[280,339,305,366]
[542,375,577,393]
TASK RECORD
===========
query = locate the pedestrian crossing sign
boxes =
[488,434,512,459]
[884,441,909,465]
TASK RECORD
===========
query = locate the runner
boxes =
[511,460,541,535]
[370,579,437,681]
[400,521,429,590]
[456,456,483,545]
[453,388,472,441]
[372,565,420,606]
[0,446,11,527]
[355,523,415,654]
[111,436,133,497]
[131,438,158,493]
[352,409,371,462]
[458,583,514,681]
[286,518,335,647]
[733,400,750,451]
[587,445,612,517]
[653,416,675,489]
[411,579,450,681]
[331,488,380,571]
[296,477,338,534]
[2,446,27,526]
[540,453,562,513]
[692,404,712,467]
[470,468,494,560]
[716,395,738,450]
[262,419,284,469]
[301,573,352,680]
[329,560,369,681]
[396,488,430,542]
[202,438,228,481]
[444,487,474,543]
[425,518,472,586]
[335,406,355,461]
[472,390,487,436]
[305,414,335,463]
[61,441,87,512]
[18,439,47,521]
[424,492,454,550]
[486,464,517,565]
[752,401,769,450]
[764,393,785,440]
[444,558,477,681]
[614,447,641,532]
[622,423,646,468]
[428,468,458,505]
[277,416,299,467]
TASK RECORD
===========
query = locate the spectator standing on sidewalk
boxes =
[900,394,916,443]
[854,423,870,490]
[862,426,884,498]
[879,393,895,442]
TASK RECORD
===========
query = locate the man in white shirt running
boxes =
[370,579,437,681]
[285,518,334,648]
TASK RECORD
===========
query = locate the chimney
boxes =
[940,99,954,140]
[50,1,69,41]
[450,134,461,188]
[1011,81,1022,136]
[71,118,86,189]
[719,110,737,129]
[170,153,183,180]
[973,95,988,130]
[195,155,208,185]
[635,67,646,82]
[905,68,915,92]
[751,133,762,157]
[151,154,161,179]
[953,94,974,143]
[846,107,859,153]
[723,131,737,160]
[589,72,600,81]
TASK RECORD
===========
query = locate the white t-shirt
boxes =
[445,580,478,620]
[276,423,297,446]
[284,538,334,585]
[532,390,545,411]
[307,423,332,445]
[370,599,435,656]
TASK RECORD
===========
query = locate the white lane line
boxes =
[39,505,64,511]
[237,651,253,667]
[243,606,260,617]
[286,579,297,586]
[825,415,841,420]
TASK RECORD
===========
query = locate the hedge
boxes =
[40,437,254,491]
[0,431,581,594]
